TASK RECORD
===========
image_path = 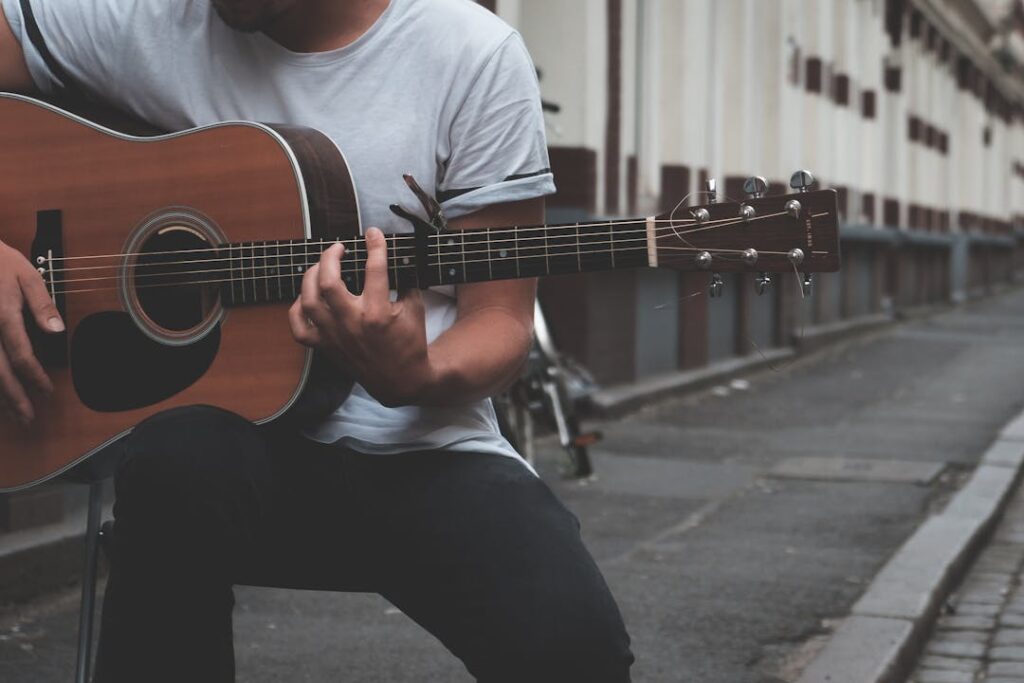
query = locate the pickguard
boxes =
[70,311,220,412]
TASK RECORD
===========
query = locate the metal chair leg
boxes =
[75,480,104,683]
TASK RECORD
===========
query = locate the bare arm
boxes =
[0,5,60,425]
[417,198,541,404]
[0,5,37,93]
[289,197,543,408]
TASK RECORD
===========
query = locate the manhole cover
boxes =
[768,457,944,484]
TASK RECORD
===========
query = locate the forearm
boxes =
[420,300,535,406]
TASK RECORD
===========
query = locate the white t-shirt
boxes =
[4,0,555,462]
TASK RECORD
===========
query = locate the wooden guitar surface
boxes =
[0,95,359,491]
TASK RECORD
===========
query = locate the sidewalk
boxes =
[908,472,1024,683]
[2,289,1024,682]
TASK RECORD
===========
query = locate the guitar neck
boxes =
[219,219,654,306]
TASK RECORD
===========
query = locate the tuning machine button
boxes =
[801,273,813,297]
[755,273,773,295]
[789,169,814,193]
[709,273,724,298]
[705,178,718,204]
[743,175,768,199]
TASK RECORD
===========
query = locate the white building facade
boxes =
[480,0,1024,386]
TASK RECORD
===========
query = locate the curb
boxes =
[587,348,794,417]
[795,412,1024,683]
[588,312,894,418]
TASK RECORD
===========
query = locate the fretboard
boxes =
[217,220,650,307]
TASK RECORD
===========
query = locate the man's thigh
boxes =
[112,405,373,591]
[352,451,634,682]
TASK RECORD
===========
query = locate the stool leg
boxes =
[75,480,104,683]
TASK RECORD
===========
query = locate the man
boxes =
[0,0,634,681]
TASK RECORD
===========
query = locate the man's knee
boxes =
[516,602,633,682]
[114,405,268,523]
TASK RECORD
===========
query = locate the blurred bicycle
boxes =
[494,301,602,478]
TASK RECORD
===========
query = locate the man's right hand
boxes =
[0,240,64,425]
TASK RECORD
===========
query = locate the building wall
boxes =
[497,0,1024,386]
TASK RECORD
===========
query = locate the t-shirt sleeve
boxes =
[437,31,556,218]
[1,0,127,98]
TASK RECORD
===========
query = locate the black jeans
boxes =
[93,405,633,682]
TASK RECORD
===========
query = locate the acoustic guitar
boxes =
[0,94,840,492]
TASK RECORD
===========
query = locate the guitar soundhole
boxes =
[121,208,227,347]
[135,228,218,332]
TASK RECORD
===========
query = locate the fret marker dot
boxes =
[296,266,303,272]
[499,249,508,258]
[403,256,410,265]
[447,239,454,246]
[448,268,456,277]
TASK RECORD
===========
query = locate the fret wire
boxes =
[460,230,467,283]
[609,220,615,268]
[486,228,493,280]
[275,241,283,300]
[230,243,237,305]
[289,240,297,298]
[266,241,274,303]
[575,222,581,272]
[435,232,442,285]
[390,236,397,287]
[543,225,550,275]
[514,225,520,278]
[246,242,255,303]
[353,238,362,292]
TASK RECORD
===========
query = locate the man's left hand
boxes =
[288,227,436,407]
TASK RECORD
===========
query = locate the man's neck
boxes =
[263,0,391,53]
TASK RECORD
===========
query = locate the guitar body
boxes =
[0,95,360,491]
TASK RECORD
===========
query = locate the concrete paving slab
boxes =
[853,515,981,621]
[769,456,945,484]
[943,465,1021,521]
[1004,414,1024,442]
[983,440,1024,469]
[583,451,757,500]
[795,616,913,683]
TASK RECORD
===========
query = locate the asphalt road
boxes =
[3,289,1024,682]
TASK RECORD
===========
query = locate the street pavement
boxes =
[3,288,1024,682]
[909,472,1024,683]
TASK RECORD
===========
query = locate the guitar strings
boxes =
[39,216,698,264]
[50,245,820,296]
[45,209,797,282]
[39,207,807,268]
[50,226,809,288]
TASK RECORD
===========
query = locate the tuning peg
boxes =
[709,273,724,298]
[695,250,713,269]
[705,178,718,204]
[755,273,773,295]
[789,170,815,193]
[801,273,813,297]
[743,175,768,199]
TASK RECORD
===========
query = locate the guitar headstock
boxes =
[652,171,841,283]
